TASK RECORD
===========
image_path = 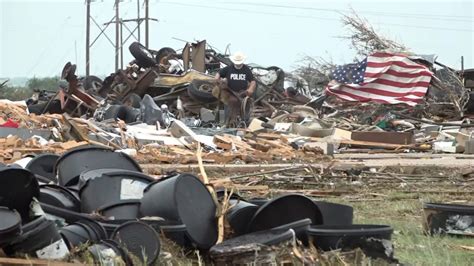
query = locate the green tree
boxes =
[26,76,60,92]
[0,77,60,100]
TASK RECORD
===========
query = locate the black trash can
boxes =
[140,173,218,249]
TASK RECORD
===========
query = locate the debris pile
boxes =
[0,147,398,264]
[1,17,474,263]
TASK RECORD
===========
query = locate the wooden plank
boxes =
[59,141,88,151]
[213,135,233,150]
[256,133,285,141]
[203,153,238,164]
[351,131,414,145]
[0,257,81,265]
[65,115,120,149]
[140,162,366,172]
[338,139,416,150]
[257,138,291,150]
[246,139,270,152]
[233,185,269,191]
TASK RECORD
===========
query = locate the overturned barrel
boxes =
[140,173,218,249]
[226,199,259,236]
[0,207,22,247]
[4,216,69,259]
[313,201,354,226]
[55,146,142,187]
[60,219,107,249]
[0,167,39,221]
[25,153,60,184]
[247,194,323,233]
[39,184,81,212]
[112,221,161,265]
[79,169,153,214]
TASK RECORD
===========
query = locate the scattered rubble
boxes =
[1,13,474,264]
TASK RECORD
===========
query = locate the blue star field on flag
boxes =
[330,58,367,84]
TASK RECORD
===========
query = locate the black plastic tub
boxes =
[60,219,107,249]
[160,224,192,248]
[226,199,259,236]
[141,219,193,248]
[99,220,130,238]
[0,207,22,247]
[313,201,354,226]
[60,223,94,249]
[81,219,108,240]
[98,200,141,220]
[39,184,81,212]
[307,224,393,251]
[112,221,160,265]
[247,194,323,233]
[140,173,218,249]
[25,153,60,183]
[4,216,68,258]
[55,146,142,186]
[79,169,153,213]
[0,168,39,221]
[274,218,312,245]
[247,198,268,207]
[423,202,474,235]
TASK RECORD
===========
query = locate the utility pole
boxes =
[85,0,91,77]
[120,22,124,69]
[137,0,140,42]
[85,0,156,75]
[115,0,120,71]
[145,0,149,48]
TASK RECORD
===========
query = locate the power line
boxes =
[220,2,474,22]
[26,16,73,77]
[159,2,340,22]
[159,2,474,32]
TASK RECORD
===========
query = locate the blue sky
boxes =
[0,0,473,78]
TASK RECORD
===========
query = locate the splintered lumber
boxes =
[458,245,474,251]
[255,132,288,142]
[246,139,270,152]
[0,257,81,266]
[140,162,366,173]
[204,153,239,164]
[214,135,233,150]
[256,138,289,149]
[64,114,120,149]
[338,139,420,150]
[213,134,256,152]
[59,141,89,150]
[210,178,234,188]
[233,185,269,191]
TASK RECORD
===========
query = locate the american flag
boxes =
[325,52,433,106]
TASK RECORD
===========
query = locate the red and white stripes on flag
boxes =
[325,52,433,106]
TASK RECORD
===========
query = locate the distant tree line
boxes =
[0,77,59,100]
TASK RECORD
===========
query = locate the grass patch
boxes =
[343,194,474,266]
